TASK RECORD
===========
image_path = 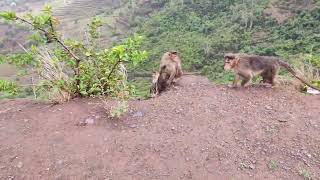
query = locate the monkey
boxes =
[150,51,183,97]
[159,50,183,84]
[223,53,320,91]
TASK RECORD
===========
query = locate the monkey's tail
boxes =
[278,59,320,91]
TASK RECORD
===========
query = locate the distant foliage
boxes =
[131,0,320,85]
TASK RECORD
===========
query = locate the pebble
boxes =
[129,124,137,128]
[249,164,255,170]
[57,160,64,165]
[265,106,273,110]
[85,117,95,125]
[17,162,23,168]
[132,111,144,118]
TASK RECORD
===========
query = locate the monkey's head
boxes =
[224,53,239,71]
[168,51,178,61]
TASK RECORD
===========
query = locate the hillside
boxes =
[0,75,319,179]
[0,0,49,53]
[129,0,320,85]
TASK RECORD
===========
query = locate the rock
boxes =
[249,164,255,170]
[278,119,288,122]
[85,117,95,125]
[265,106,273,110]
[17,162,23,168]
[129,124,137,128]
[132,111,144,118]
[57,160,64,165]
[7,176,15,180]
[76,121,87,126]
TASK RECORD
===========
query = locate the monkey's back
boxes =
[240,55,280,72]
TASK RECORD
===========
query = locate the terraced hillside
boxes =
[54,0,120,22]
[0,0,50,53]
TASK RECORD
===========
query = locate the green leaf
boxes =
[0,11,16,21]
[85,52,92,57]
[42,4,53,14]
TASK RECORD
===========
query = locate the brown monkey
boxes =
[159,51,183,83]
[150,51,183,97]
[224,53,320,91]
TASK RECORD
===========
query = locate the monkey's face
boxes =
[169,51,178,61]
[224,55,238,71]
[224,57,235,71]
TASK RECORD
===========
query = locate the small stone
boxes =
[57,160,64,165]
[307,154,312,158]
[171,127,175,130]
[85,118,95,125]
[132,111,144,118]
[265,106,272,110]
[278,119,287,122]
[129,124,137,128]
[249,164,255,170]
[77,121,87,126]
[23,119,29,123]
[7,176,15,180]
[17,162,23,168]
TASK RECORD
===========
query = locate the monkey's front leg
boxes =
[230,74,241,88]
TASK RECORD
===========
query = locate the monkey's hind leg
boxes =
[166,70,177,88]
[241,74,253,87]
[270,67,280,88]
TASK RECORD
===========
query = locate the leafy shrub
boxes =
[0,5,148,103]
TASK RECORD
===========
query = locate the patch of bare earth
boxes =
[0,75,319,179]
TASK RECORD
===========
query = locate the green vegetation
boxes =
[298,168,312,180]
[129,0,320,87]
[0,79,19,98]
[268,160,278,170]
[0,5,147,104]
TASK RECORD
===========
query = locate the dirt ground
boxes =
[0,75,319,180]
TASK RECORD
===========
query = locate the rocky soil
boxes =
[0,75,319,180]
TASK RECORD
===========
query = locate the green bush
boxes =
[0,6,148,102]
